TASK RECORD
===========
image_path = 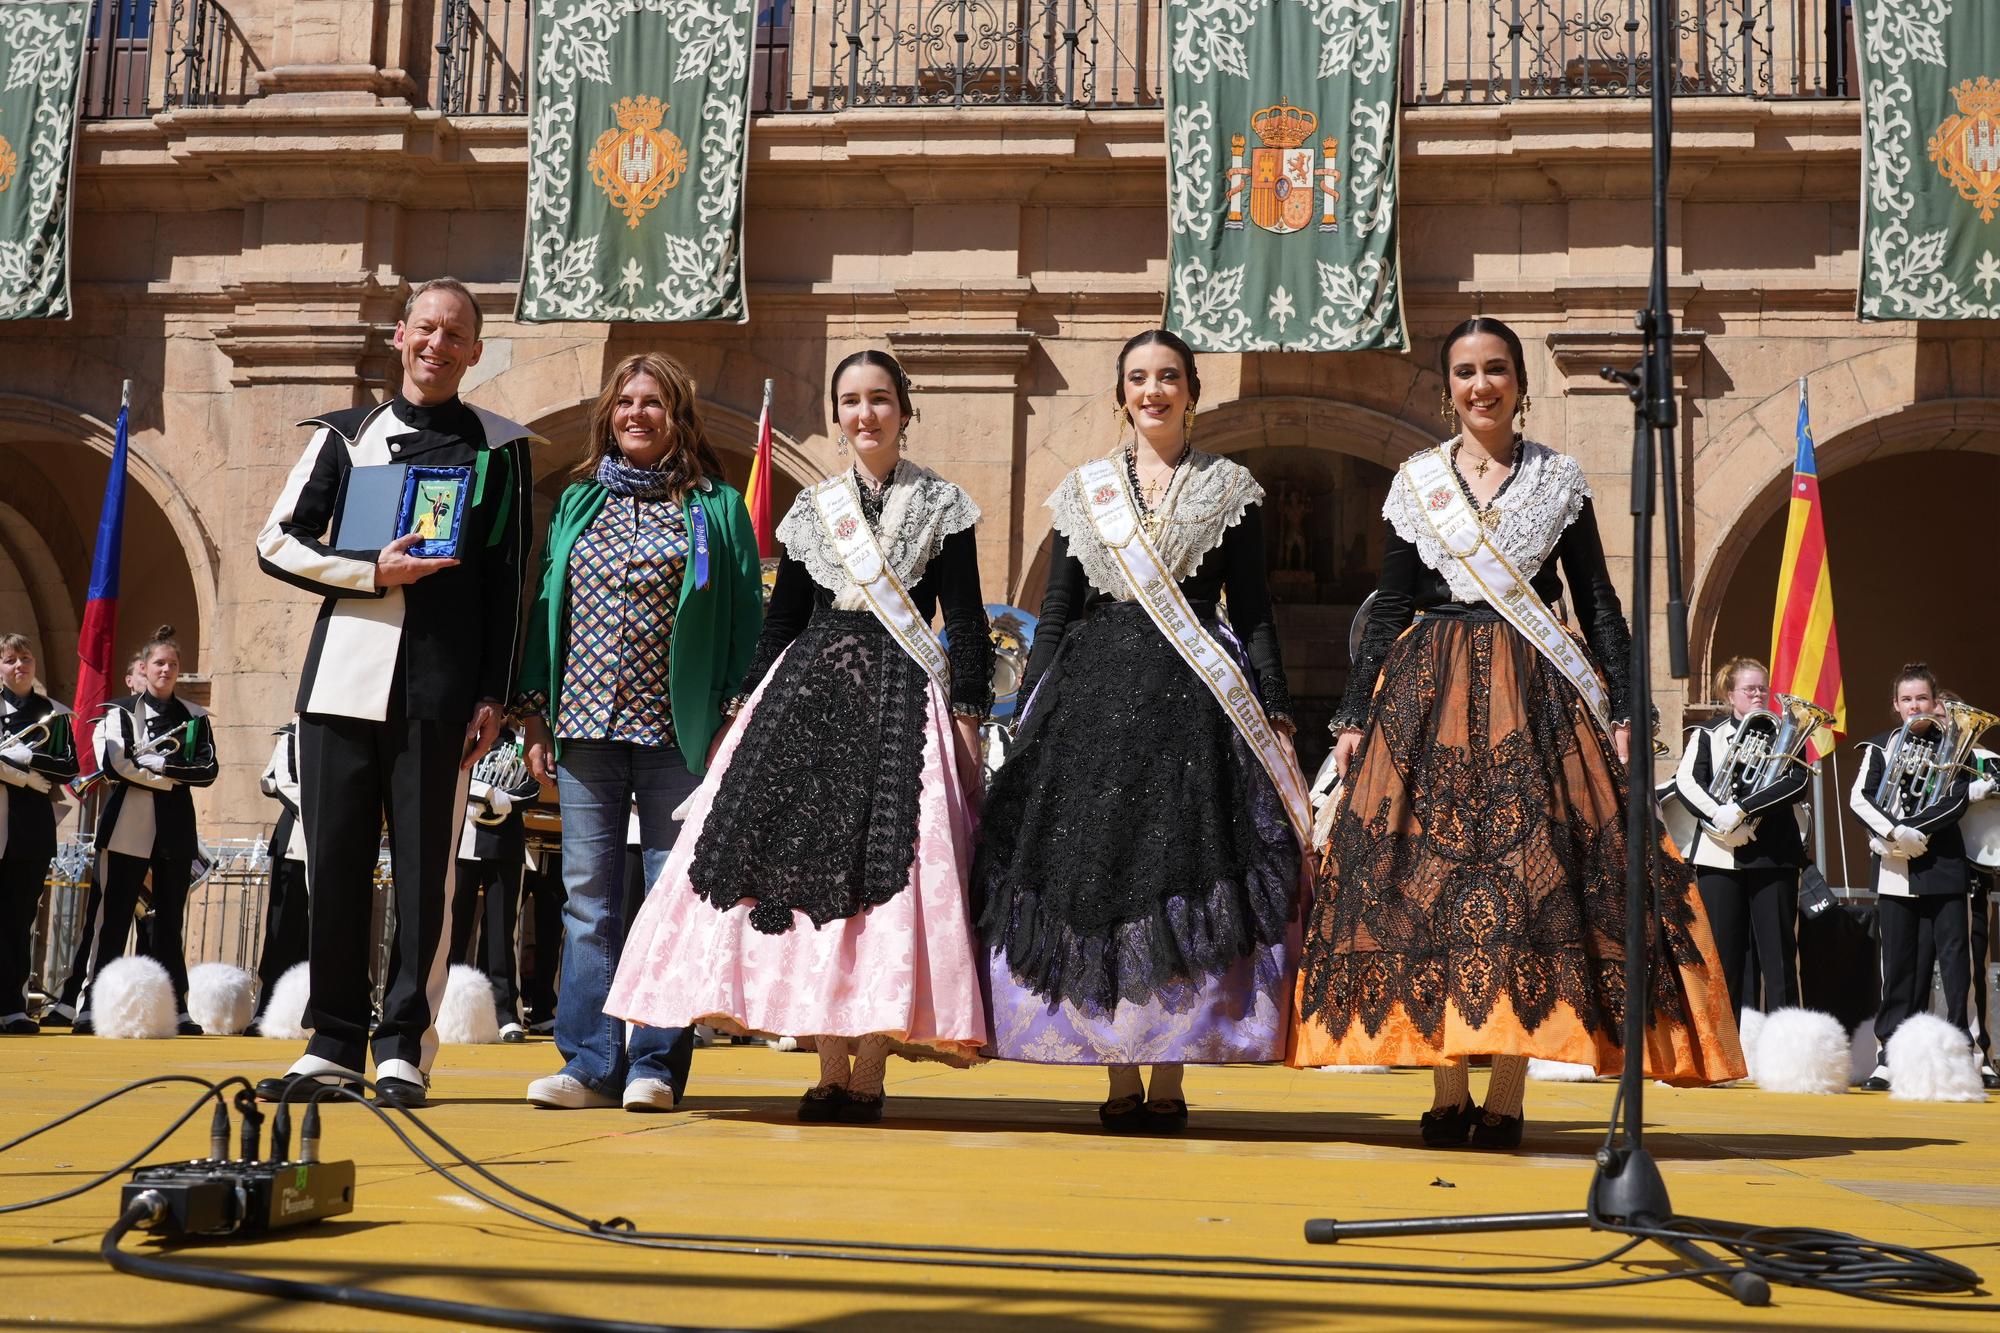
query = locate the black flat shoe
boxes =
[176,1019,204,1036]
[1142,1098,1189,1134]
[1470,1109,1524,1149]
[837,1091,886,1125]
[255,1072,362,1104]
[1097,1094,1147,1134]
[374,1076,429,1109]
[1,1017,39,1035]
[798,1084,849,1123]
[1419,1099,1476,1147]
[70,1017,95,1037]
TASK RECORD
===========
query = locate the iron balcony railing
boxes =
[433,0,1858,116]
[80,0,235,119]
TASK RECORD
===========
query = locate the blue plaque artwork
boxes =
[398,465,473,559]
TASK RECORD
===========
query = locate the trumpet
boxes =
[1872,699,2000,821]
[72,709,182,798]
[0,714,51,754]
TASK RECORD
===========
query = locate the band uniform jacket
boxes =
[1850,726,1979,897]
[255,396,540,723]
[1670,715,1810,871]
[458,735,540,864]
[0,688,77,862]
[96,693,218,861]
[259,723,305,865]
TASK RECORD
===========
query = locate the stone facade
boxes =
[2,2,1993,884]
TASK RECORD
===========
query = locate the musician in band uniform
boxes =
[248,718,307,1035]
[0,633,78,1033]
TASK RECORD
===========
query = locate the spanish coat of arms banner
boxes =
[1857,0,2000,320]
[517,0,755,324]
[0,2,87,321]
[1163,0,1407,352]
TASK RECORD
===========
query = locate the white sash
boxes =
[1075,457,1314,849]
[1401,444,1612,733]
[813,476,952,693]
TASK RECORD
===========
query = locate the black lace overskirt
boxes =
[973,601,1300,1012]
[689,609,928,933]
[1298,614,1705,1045]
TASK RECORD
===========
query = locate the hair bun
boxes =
[154,624,175,640]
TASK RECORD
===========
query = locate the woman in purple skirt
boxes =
[972,329,1308,1133]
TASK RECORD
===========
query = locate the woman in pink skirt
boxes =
[607,350,992,1123]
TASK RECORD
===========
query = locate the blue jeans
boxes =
[553,739,701,1096]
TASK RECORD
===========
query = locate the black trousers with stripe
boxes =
[82,851,193,1016]
[451,856,523,1026]
[0,857,49,1018]
[253,856,309,1019]
[1695,866,1800,1018]
[1873,891,1971,1054]
[300,684,469,1075]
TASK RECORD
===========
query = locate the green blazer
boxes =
[519,475,764,774]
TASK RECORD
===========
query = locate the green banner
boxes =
[0,2,86,321]
[1858,0,2000,320]
[517,0,754,324]
[1163,0,1406,352]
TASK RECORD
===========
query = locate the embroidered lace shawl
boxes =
[776,460,981,612]
[1046,450,1263,600]
[1382,438,1591,603]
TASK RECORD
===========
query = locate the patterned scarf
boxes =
[596,453,683,500]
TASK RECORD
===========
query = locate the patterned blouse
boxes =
[556,493,688,746]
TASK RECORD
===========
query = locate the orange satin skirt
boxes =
[1288,615,1744,1086]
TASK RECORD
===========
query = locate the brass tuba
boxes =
[1707,691,1833,806]
[1873,700,2000,821]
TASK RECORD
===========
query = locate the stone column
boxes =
[886,329,1037,604]
[254,0,417,104]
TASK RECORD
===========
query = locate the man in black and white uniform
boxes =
[247,718,307,1036]
[453,728,540,1041]
[1850,664,1996,1091]
[254,278,537,1107]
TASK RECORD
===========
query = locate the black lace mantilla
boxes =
[689,609,928,933]
[1300,618,1702,1044]
[974,602,1299,1011]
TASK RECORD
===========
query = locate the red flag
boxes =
[744,378,776,558]
[73,388,131,782]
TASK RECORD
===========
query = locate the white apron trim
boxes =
[1401,444,1613,735]
[1075,456,1312,850]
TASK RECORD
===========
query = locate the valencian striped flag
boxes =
[743,377,776,559]
[71,384,132,780]
[1769,378,1845,759]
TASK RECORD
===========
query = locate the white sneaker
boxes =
[622,1078,680,1112]
[499,1022,527,1043]
[527,1073,618,1109]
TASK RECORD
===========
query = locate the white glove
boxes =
[1712,820,1756,850]
[1868,835,1891,859]
[1890,823,1929,859]
[1709,802,1746,836]
[137,751,168,773]
[1972,778,1996,803]
[0,741,30,766]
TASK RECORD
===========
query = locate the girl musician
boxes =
[0,633,78,1033]
[73,625,218,1036]
[1291,317,1742,1147]
[607,349,993,1124]
[1850,664,1997,1090]
[1670,657,1811,1019]
[973,329,1306,1135]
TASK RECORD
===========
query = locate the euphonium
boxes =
[1706,691,1828,806]
[1871,699,1996,819]
[472,736,532,793]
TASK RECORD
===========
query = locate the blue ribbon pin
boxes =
[689,501,710,590]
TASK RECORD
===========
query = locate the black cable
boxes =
[0,1077,234,1216]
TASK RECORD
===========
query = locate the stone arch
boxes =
[0,503,82,700]
[1687,357,2000,693]
[0,393,218,673]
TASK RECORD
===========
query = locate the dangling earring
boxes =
[1440,391,1459,429]
[837,433,850,455]
[1515,393,1533,428]
[1182,405,1196,450]
[903,406,920,451]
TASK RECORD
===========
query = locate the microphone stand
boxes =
[1301,1,1770,1305]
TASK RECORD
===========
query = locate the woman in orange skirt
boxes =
[1290,317,1742,1148]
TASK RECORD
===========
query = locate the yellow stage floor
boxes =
[4,1035,1998,1331]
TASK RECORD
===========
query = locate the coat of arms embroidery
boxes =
[590,95,689,229]
[1223,100,1340,236]
[0,134,15,194]
[1928,76,2000,224]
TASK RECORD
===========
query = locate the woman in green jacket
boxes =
[516,351,763,1112]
